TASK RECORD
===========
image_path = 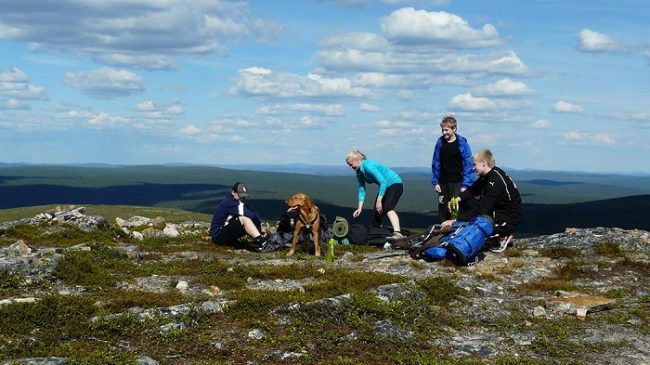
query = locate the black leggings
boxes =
[374,183,403,226]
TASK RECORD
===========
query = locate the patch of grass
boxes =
[0,294,96,358]
[3,223,116,248]
[539,246,581,259]
[0,204,211,225]
[530,317,587,359]
[226,268,405,322]
[54,244,137,288]
[504,248,524,257]
[0,268,22,290]
[519,278,577,294]
[416,276,467,308]
[553,260,596,281]
[594,241,624,257]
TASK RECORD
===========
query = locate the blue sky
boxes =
[0,0,648,174]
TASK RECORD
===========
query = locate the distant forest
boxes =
[1,165,649,236]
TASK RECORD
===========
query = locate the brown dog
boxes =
[286,193,321,256]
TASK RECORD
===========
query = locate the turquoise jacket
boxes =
[355,160,402,203]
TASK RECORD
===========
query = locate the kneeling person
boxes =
[441,149,522,252]
[210,182,268,250]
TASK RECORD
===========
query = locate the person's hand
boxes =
[375,201,383,214]
[434,184,442,193]
[352,208,362,218]
[440,219,455,230]
[460,186,467,192]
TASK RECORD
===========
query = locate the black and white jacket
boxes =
[458,166,523,227]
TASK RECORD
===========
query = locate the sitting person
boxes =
[209,182,268,251]
[441,149,522,252]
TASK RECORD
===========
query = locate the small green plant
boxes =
[0,268,22,290]
[594,241,624,257]
[416,276,466,307]
[539,246,581,259]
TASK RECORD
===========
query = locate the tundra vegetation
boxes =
[0,205,648,365]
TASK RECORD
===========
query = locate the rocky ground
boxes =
[0,206,649,365]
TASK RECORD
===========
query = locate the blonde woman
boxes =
[345,150,404,239]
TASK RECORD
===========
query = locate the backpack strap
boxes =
[409,233,445,260]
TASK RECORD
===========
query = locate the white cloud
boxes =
[448,93,497,111]
[563,130,615,145]
[320,32,389,51]
[64,68,145,98]
[135,100,184,119]
[0,0,278,70]
[532,119,552,129]
[230,67,370,99]
[380,8,500,48]
[0,67,46,109]
[87,112,130,128]
[179,124,200,135]
[289,103,344,116]
[552,101,584,113]
[257,103,344,116]
[360,102,379,112]
[577,29,650,63]
[319,49,527,76]
[449,92,533,112]
[472,78,535,97]
[577,29,622,53]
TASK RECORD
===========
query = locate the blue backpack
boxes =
[422,215,494,265]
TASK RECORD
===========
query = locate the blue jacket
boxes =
[431,133,475,188]
[209,194,261,239]
[356,160,402,203]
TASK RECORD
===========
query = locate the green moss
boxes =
[416,276,467,307]
[3,223,117,248]
[594,241,624,257]
[539,246,581,259]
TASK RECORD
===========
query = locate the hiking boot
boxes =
[490,234,513,253]
[386,231,405,240]
[257,242,276,253]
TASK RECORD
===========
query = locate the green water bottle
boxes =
[326,238,335,263]
[450,197,459,220]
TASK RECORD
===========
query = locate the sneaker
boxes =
[257,242,276,253]
[386,231,405,240]
[490,234,513,253]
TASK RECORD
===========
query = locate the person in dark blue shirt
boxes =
[210,182,268,250]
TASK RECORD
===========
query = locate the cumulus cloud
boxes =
[577,29,650,63]
[320,32,389,51]
[552,101,584,113]
[319,49,527,75]
[64,68,145,99]
[532,119,552,129]
[360,102,379,112]
[0,67,46,110]
[179,124,200,135]
[87,112,130,128]
[135,100,184,119]
[577,29,621,53]
[449,92,533,112]
[449,93,497,111]
[230,67,370,99]
[374,119,425,137]
[563,130,615,145]
[380,8,500,48]
[471,78,535,97]
[0,0,278,70]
